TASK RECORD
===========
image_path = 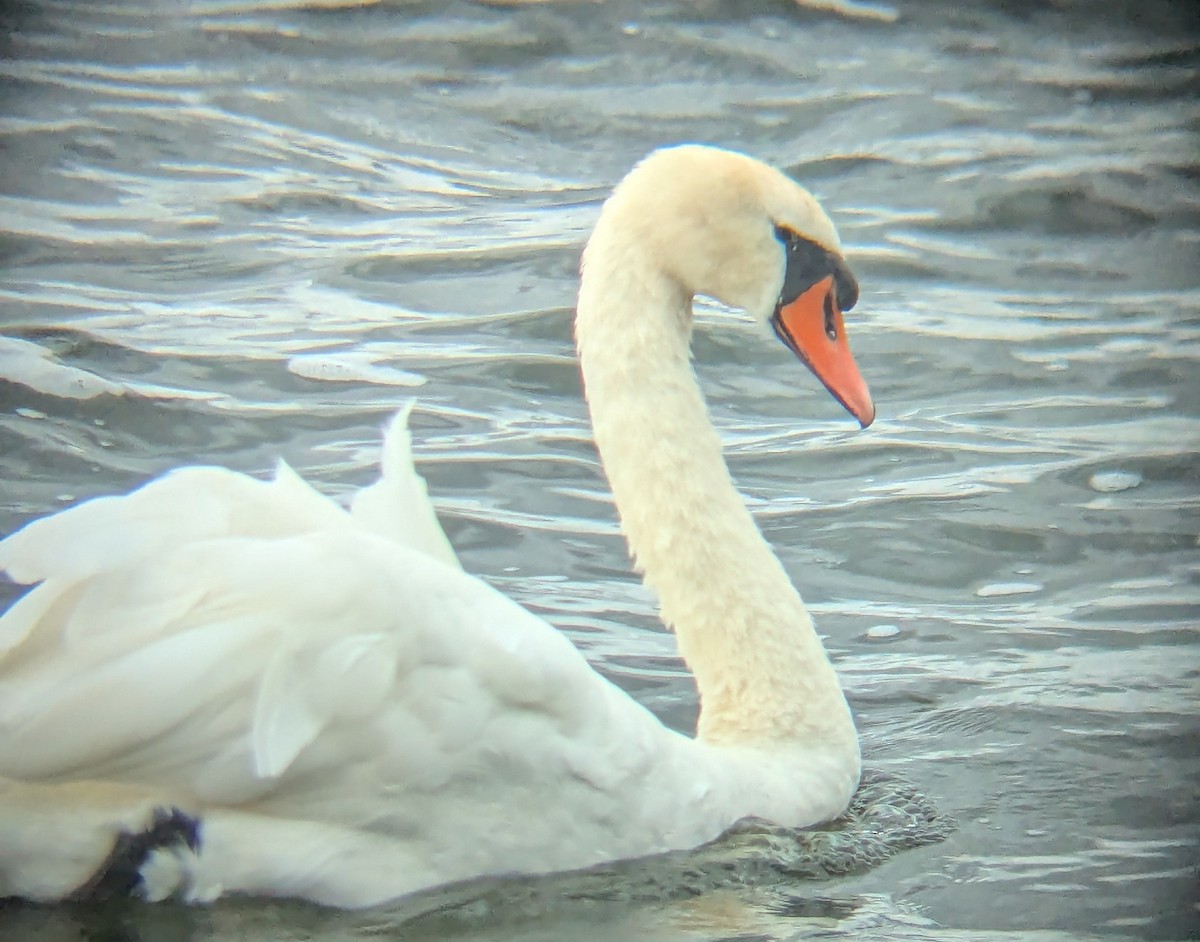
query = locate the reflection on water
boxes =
[1,0,1198,939]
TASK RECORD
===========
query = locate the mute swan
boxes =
[0,144,874,908]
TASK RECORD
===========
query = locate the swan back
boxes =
[0,409,459,684]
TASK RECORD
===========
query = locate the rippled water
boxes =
[1,0,1197,939]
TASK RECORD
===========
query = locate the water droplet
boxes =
[1089,470,1142,493]
[975,581,1043,598]
[15,407,46,420]
[866,624,901,640]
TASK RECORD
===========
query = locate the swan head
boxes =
[584,144,875,427]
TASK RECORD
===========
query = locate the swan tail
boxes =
[350,403,460,570]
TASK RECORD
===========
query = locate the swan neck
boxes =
[575,240,855,750]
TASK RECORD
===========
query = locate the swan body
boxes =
[0,145,874,908]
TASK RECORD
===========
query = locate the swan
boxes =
[0,144,875,908]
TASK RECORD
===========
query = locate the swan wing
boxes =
[0,411,690,903]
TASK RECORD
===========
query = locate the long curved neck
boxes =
[575,225,855,751]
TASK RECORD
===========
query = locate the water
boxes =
[0,0,1197,938]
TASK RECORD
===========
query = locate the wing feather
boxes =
[350,403,460,568]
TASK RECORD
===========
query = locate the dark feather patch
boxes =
[69,807,201,902]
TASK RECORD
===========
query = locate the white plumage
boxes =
[0,145,873,907]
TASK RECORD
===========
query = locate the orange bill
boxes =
[772,275,875,428]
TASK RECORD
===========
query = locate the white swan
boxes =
[0,144,875,908]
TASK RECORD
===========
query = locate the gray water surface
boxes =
[0,1,1197,939]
